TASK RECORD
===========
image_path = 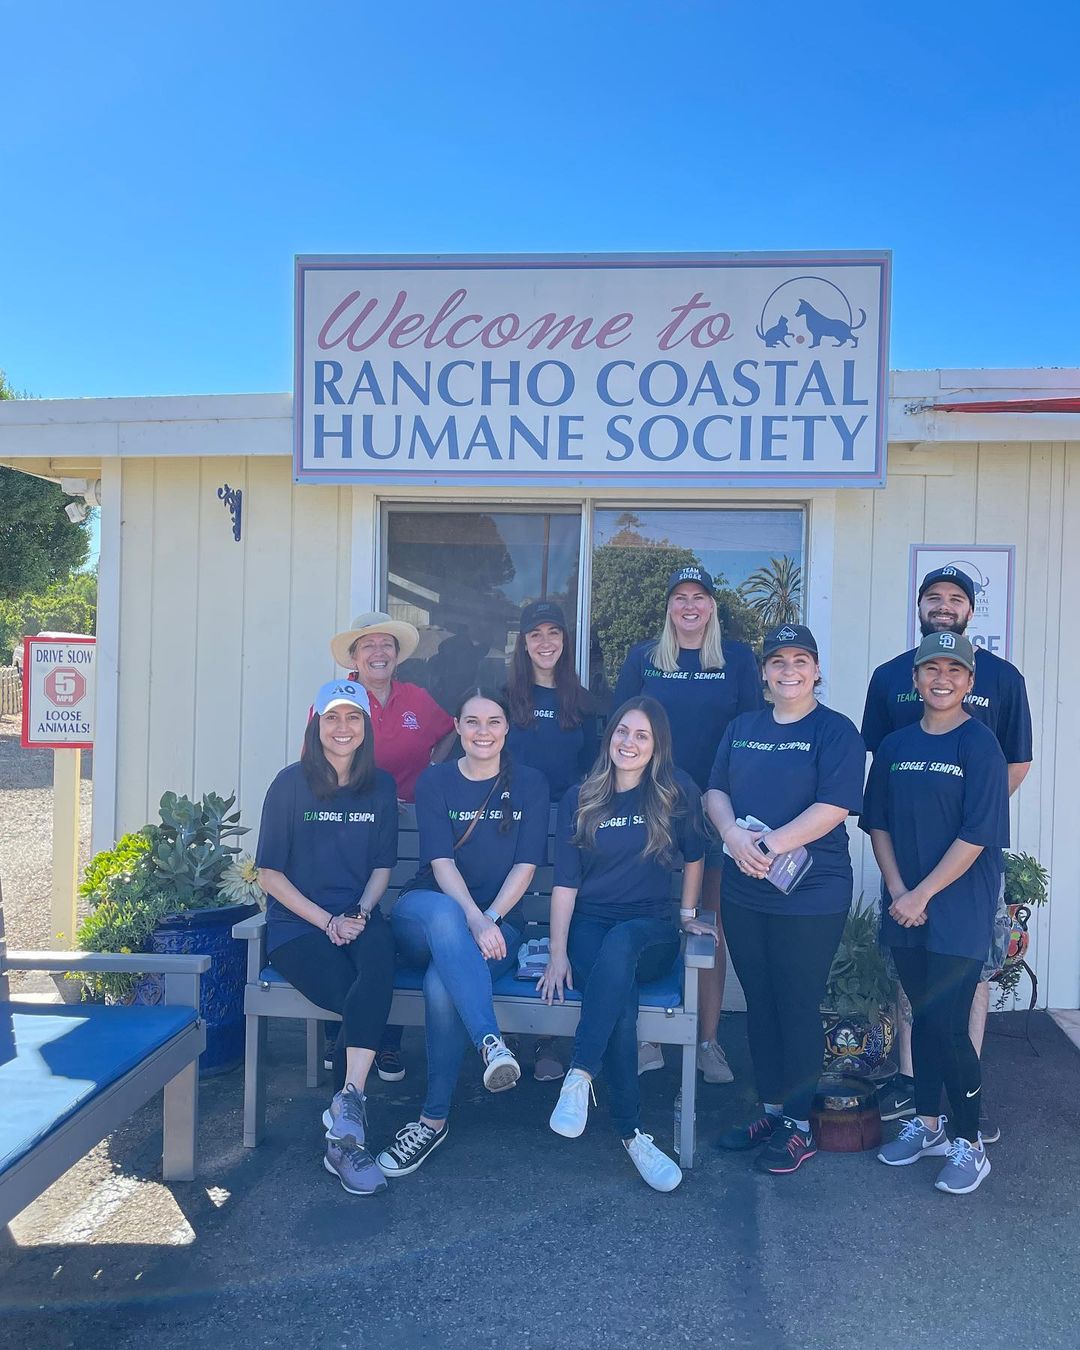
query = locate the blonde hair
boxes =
[652,596,725,673]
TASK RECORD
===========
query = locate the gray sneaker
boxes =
[877,1115,951,1166]
[697,1040,734,1084]
[324,1137,387,1196]
[322,1083,369,1145]
[935,1137,991,1195]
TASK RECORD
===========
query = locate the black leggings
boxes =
[723,899,847,1122]
[271,910,396,1091]
[891,946,982,1141]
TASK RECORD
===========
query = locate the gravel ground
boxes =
[0,713,94,985]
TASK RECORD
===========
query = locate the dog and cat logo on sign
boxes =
[755,275,867,350]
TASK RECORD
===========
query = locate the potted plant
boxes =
[77,791,264,1073]
[989,850,1049,1008]
[821,897,896,1078]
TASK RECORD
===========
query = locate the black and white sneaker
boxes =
[877,1078,917,1122]
[376,1120,449,1177]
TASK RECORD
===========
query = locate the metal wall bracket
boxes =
[217,484,243,542]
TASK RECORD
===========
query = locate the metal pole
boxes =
[50,747,81,947]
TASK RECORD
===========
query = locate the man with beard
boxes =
[861,566,1032,1141]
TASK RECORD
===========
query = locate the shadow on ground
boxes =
[2,1012,1078,1350]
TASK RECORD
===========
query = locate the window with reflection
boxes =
[590,507,806,699]
[384,509,581,714]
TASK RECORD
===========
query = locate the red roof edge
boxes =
[929,397,1080,413]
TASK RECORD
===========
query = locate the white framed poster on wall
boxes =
[907,545,1016,658]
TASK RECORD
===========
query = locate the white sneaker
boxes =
[637,1041,664,1075]
[481,1034,520,1092]
[697,1040,734,1084]
[549,1068,596,1138]
[624,1129,683,1192]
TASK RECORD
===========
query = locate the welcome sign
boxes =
[294,252,890,488]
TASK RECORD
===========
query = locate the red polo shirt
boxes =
[366,680,455,802]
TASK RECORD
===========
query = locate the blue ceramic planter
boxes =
[133,902,259,1075]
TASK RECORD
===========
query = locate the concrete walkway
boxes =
[3,1010,1078,1350]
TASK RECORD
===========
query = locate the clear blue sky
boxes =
[3,0,1078,400]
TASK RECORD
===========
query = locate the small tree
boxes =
[0,370,91,599]
[739,555,802,629]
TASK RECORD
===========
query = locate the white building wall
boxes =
[110,455,354,845]
[101,441,1079,1009]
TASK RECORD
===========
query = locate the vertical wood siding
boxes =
[111,443,1079,1007]
[114,458,351,855]
[836,440,1079,1008]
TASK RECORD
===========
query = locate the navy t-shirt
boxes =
[554,769,706,921]
[405,759,550,911]
[612,639,764,791]
[255,763,399,955]
[861,646,1033,763]
[861,719,1010,961]
[506,684,600,801]
[708,704,865,915]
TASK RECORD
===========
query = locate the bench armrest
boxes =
[232,911,267,938]
[6,950,211,975]
[683,934,717,970]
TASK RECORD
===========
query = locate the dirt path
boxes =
[0,713,94,979]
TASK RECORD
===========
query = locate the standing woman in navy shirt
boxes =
[375,689,550,1179]
[539,696,711,1191]
[505,599,598,1084]
[612,565,763,1083]
[506,599,598,803]
[706,625,865,1175]
[256,679,399,1198]
[863,632,1008,1196]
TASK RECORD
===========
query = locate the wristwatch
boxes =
[483,907,503,926]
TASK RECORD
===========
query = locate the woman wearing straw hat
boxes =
[329,611,457,1082]
[330,611,457,806]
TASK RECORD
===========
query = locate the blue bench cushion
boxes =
[259,958,686,1010]
[0,1001,197,1178]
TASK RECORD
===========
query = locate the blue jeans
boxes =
[391,889,522,1121]
[568,915,680,1139]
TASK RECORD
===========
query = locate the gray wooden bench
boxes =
[234,806,715,1166]
[0,886,210,1228]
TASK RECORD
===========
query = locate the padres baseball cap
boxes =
[761,623,819,660]
[314,679,371,716]
[519,600,568,633]
[666,565,716,597]
[913,631,975,672]
[918,566,976,609]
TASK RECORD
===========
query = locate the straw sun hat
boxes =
[330,611,420,669]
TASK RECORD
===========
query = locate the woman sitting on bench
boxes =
[375,688,550,1179]
[538,696,712,1192]
[256,679,399,1198]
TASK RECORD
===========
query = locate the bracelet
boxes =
[325,914,336,935]
[680,907,697,918]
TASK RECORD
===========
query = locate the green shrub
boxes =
[75,892,172,1001]
[824,898,895,1025]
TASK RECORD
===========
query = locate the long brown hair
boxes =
[507,621,590,730]
[573,697,684,864]
[301,709,377,800]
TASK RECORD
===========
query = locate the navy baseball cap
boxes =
[666,565,716,597]
[314,680,371,716]
[918,566,976,609]
[914,631,975,672]
[519,600,568,633]
[761,623,818,660]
